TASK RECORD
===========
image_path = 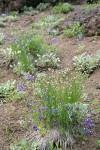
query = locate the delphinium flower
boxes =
[52,108,56,114]
[53,120,58,127]
[17,83,24,92]
[52,37,57,44]
[46,96,49,100]
[43,106,48,111]
[76,34,83,42]
[38,109,41,113]
[27,74,33,81]
[32,125,38,131]
[38,116,43,121]
[66,105,70,111]
[20,42,24,47]
[82,117,92,136]
[30,109,33,113]
[76,106,79,111]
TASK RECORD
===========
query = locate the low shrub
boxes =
[53,3,74,13]
[35,52,60,68]
[0,80,23,102]
[63,22,84,37]
[37,3,50,11]
[33,15,63,29]
[73,51,100,74]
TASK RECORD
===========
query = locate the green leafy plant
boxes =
[33,15,63,29]
[95,140,100,149]
[22,6,33,12]
[5,15,17,22]
[10,140,38,150]
[53,3,74,13]
[37,3,50,11]
[63,22,84,37]
[8,11,18,16]
[73,51,100,74]
[0,33,4,44]
[35,52,60,69]
[0,80,23,102]
[11,34,47,72]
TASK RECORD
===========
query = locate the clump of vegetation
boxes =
[10,33,59,73]
[95,140,100,149]
[73,51,100,74]
[63,22,84,37]
[53,3,74,13]
[8,11,18,16]
[84,1,100,10]
[10,140,38,150]
[35,52,60,69]
[37,3,50,11]
[22,6,34,12]
[0,80,23,102]
[29,71,92,149]
[33,15,63,29]
[22,6,38,16]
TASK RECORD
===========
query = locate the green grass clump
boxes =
[63,22,84,37]
[53,3,74,13]
[32,71,88,133]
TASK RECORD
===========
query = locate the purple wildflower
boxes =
[20,43,24,47]
[66,106,70,111]
[52,108,56,114]
[46,96,49,100]
[43,106,48,111]
[38,109,41,113]
[76,106,79,111]
[32,125,38,131]
[28,74,32,81]
[17,83,24,92]
[76,34,83,41]
[38,116,43,121]
[87,130,92,136]
[52,37,57,44]
[53,120,58,127]
[82,127,86,132]
[30,109,33,113]
[29,119,32,123]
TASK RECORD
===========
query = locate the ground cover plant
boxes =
[36,2,50,11]
[0,80,23,102]
[73,51,100,74]
[53,2,74,13]
[63,22,84,37]
[33,14,63,29]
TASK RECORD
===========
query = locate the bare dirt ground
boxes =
[0,6,100,150]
